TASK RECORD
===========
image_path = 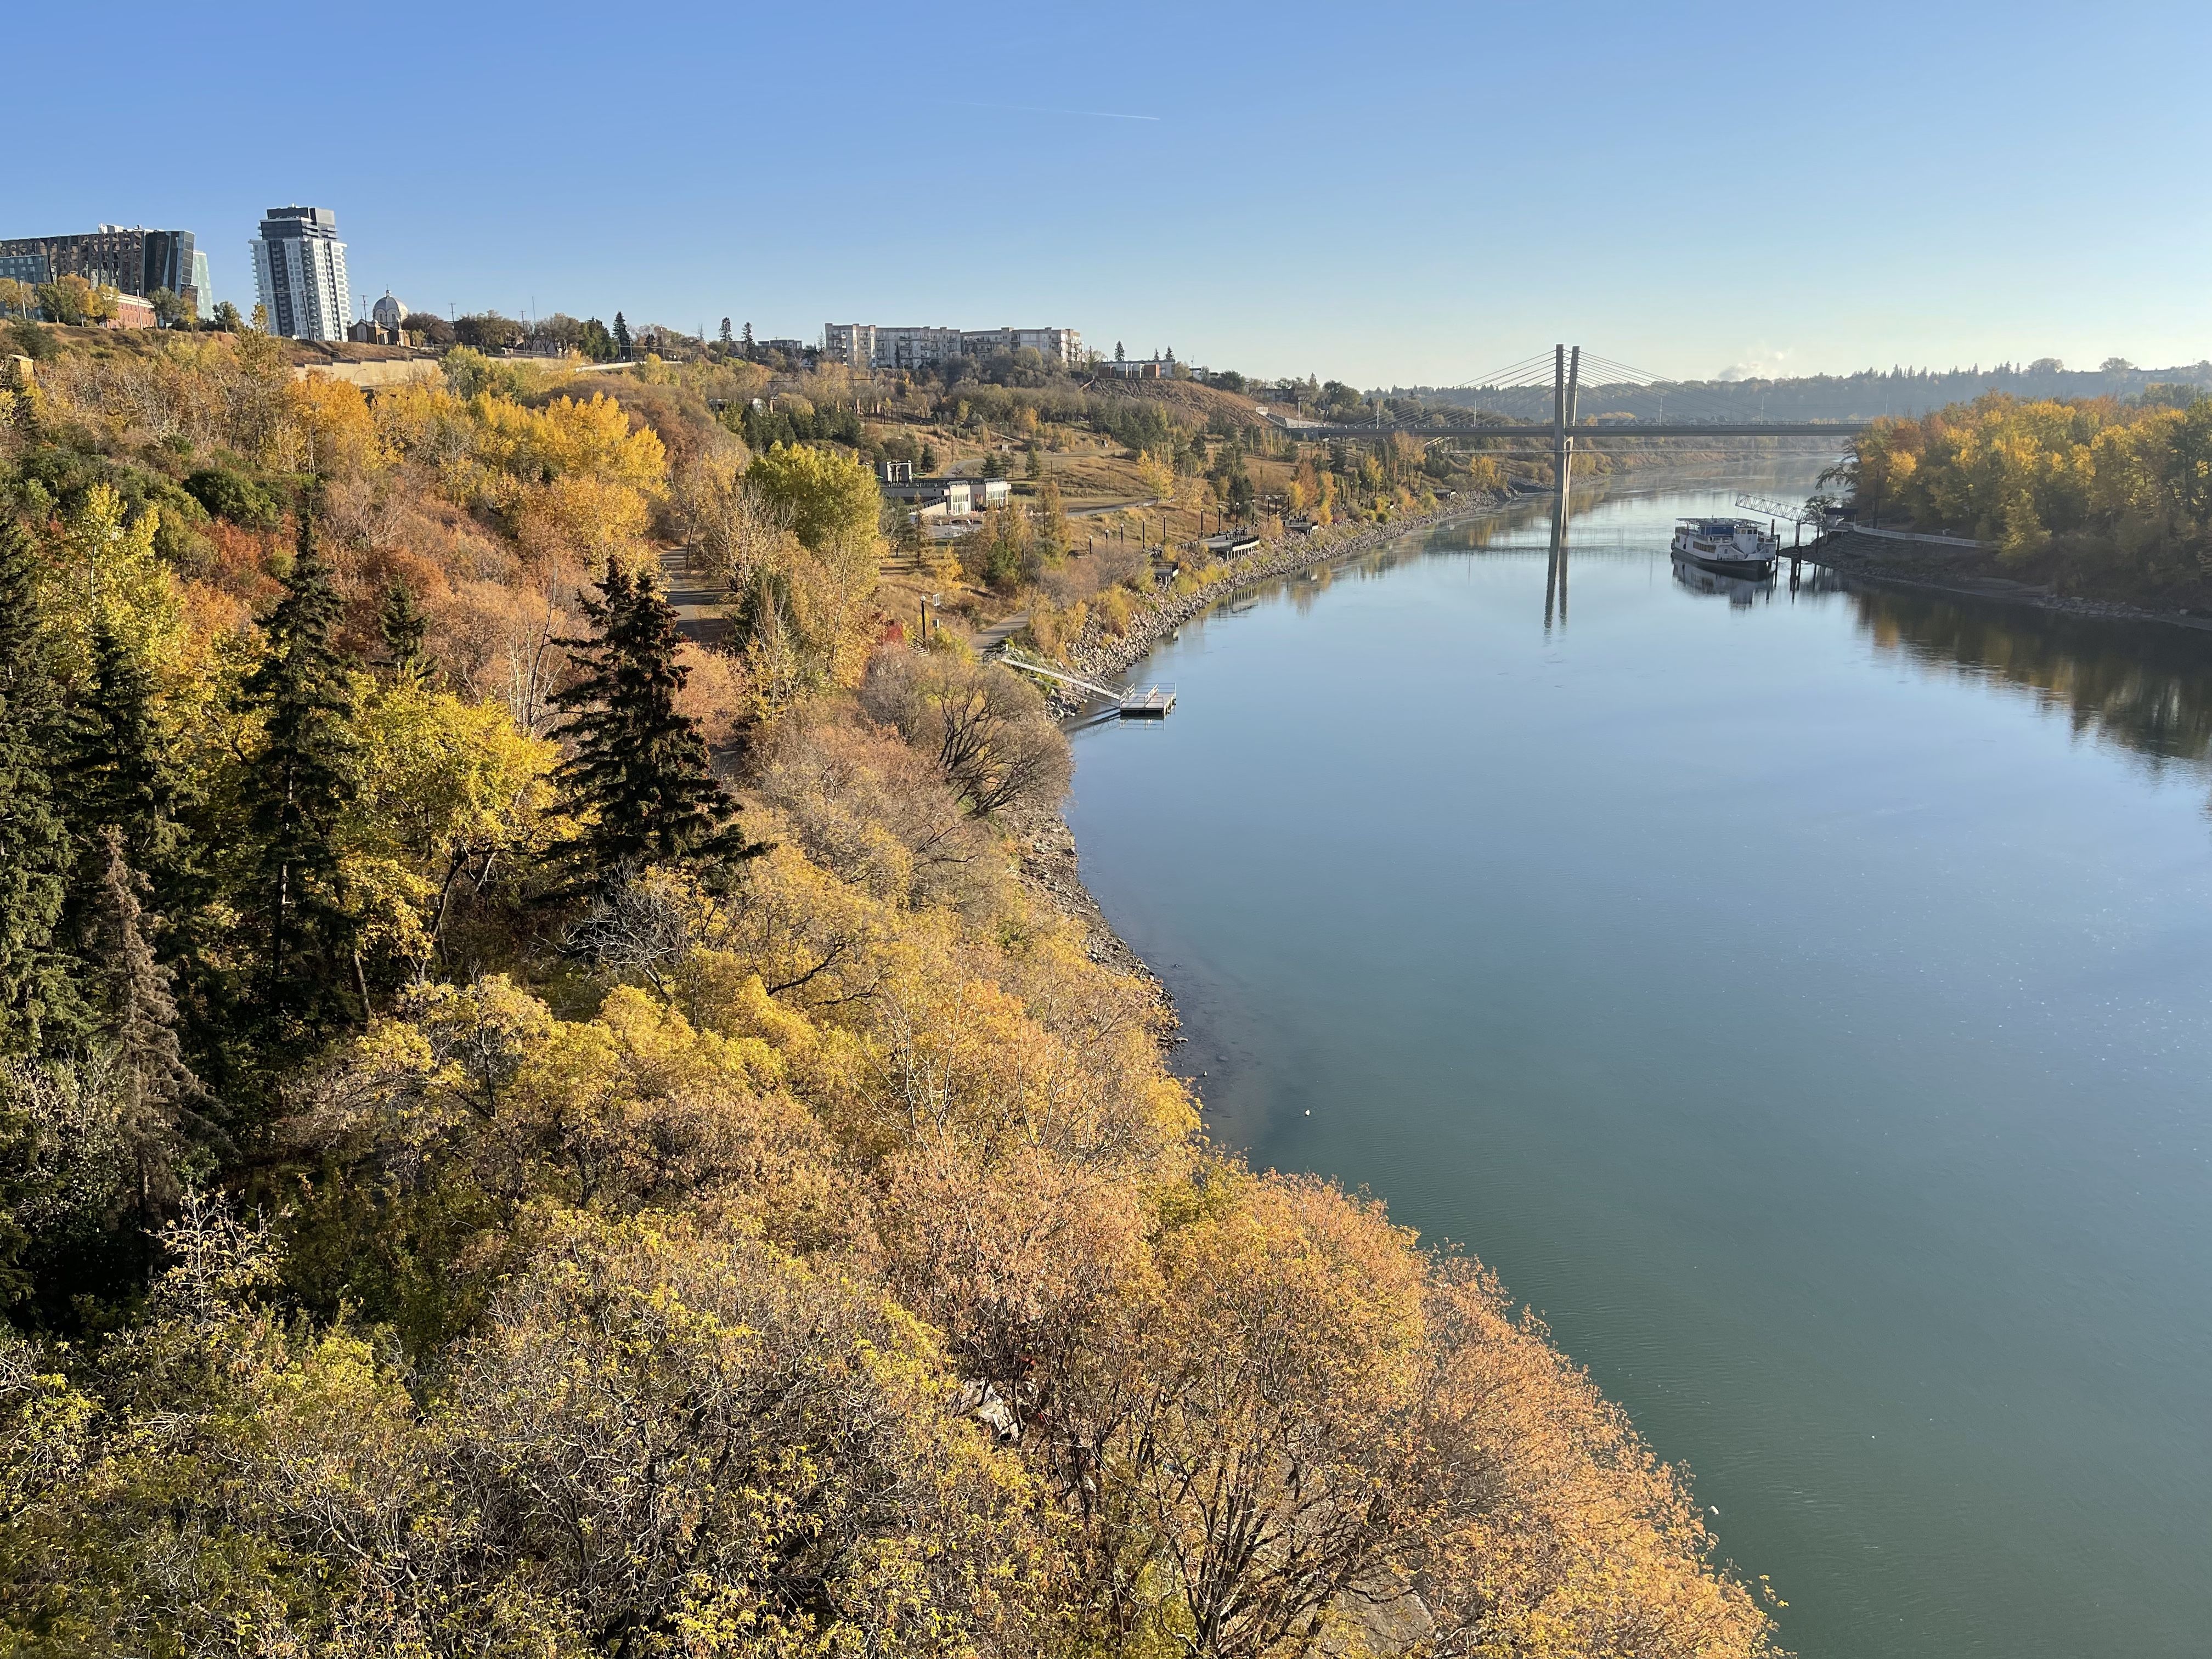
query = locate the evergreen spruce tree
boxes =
[0,521,88,1056]
[73,618,193,893]
[88,827,222,1239]
[376,579,433,686]
[550,561,753,891]
[613,312,631,360]
[237,507,361,1048]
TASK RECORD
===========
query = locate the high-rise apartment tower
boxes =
[250,206,351,341]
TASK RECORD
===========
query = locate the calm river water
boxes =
[1062,469,2212,1659]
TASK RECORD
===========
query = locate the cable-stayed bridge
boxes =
[1268,345,1869,453]
[1272,348,1867,635]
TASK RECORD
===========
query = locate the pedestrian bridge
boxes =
[1268,346,1868,452]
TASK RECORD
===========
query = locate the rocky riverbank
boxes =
[1021,492,1523,716]
[1813,531,2212,633]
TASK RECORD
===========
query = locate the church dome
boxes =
[371,291,407,329]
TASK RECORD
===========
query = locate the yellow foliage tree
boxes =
[746,441,882,554]
[472,391,667,494]
[37,484,186,687]
[342,685,560,973]
[281,373,381,476]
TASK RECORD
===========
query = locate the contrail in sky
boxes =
[950,100,1160,122]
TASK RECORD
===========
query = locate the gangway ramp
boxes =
[997,647,1177,718]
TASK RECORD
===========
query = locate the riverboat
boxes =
[1671,517,1778,578]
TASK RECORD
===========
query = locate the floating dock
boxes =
[996,647,1178,719]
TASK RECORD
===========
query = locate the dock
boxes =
[995,647,1178,719]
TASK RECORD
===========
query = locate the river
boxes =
[1061,467,2212,1659]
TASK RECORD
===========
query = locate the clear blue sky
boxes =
[15,0,2210,386]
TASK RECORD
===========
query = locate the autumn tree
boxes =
[32,275,115,327]
[1036,479,1070,565]
[453,311,524,352]
[727,444,882,703]
[400,309,455,345]
[859,648,1070,819]
[746,441,881,552]
[344,684,557,977]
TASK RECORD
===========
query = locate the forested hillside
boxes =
[0,323,1780,1658]
[1406,358,2212,425]
[1839,391,2212,604]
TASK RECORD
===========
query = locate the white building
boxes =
[370,290,407,330]
[250,206,351,340]
[822,321,876,368]
[823,321,1082,371]
[961,326,1084,366]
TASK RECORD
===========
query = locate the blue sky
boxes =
[15,0,2211,386]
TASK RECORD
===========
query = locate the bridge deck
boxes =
[1275,420,1865,441]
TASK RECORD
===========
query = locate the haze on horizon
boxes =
[14,0,2208,387]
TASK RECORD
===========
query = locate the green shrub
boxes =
[183,466,280,529]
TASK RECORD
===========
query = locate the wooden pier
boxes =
[1119,687,1176,718]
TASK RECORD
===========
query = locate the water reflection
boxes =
[1215,472,2212,774]
[1852,588,2212,772]
[1670,554,1775,608]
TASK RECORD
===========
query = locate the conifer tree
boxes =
[376,579,433,686]
[73,618,193,890]
[0,521,87,1056]
[88,827,221,1237]
[550,561,753,890]
[237,507,360,1045]
[613,312,631,359]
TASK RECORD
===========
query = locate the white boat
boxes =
[1671,517,1778,578]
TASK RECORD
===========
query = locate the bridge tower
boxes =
[1545,344,1581,628]
[1550,343,1583,501]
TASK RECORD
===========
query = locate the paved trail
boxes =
[658,548,731,647]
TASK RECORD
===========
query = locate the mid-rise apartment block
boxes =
[960,326,1083,365]
[251,206,351,341]
[0,225,210,318]
[823,321,1083,372]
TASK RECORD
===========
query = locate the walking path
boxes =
[658,548,732,647]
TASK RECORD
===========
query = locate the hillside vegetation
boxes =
[1840,390,2212,605]
[0,322,1780,1659]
